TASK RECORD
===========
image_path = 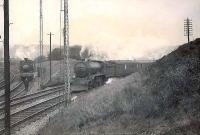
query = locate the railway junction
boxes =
[0,0,200,135]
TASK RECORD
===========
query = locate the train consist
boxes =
[42,59,149,91]
[19,58,35,89]
[71,60,145,90]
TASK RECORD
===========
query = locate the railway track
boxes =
[0,85,64,115]
[0,84,86,134]
[0,89,67,134]
[0,73,15,90]
[0,81,24,102]
[0,80,4,89]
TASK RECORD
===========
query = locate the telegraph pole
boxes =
[59,0,63,112]
[39,0,44,88]
[64,0,71,104]
[60,0,63,75]
[0,36,2,59]
[48,32,54,82]
[184,18,193,44]
[4,0,11,134]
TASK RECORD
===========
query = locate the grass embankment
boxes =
[39,39,200,135]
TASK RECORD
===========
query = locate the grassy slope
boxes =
[39,39,200,135]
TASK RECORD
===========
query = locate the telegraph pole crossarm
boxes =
[184,18,193,45]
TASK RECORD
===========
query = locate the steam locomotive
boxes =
[42,59,146,91]
[71,60,142,91]
[19,58,35,81]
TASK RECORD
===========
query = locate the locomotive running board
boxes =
[71,85,88,92]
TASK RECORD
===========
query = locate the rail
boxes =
[0,85,64,114]
[0,73,16,90]
[0,93,66,134]
[0,81,23,102]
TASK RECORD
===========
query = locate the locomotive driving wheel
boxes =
[88,76,105,90]
[95,76,103,87]
[88,81,93,90]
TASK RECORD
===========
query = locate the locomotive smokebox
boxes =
[74,61,103,78]
[22,64,30,71]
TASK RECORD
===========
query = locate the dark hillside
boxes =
[161,38,200,60]
[39,39,200,135]
[141,38,200,134]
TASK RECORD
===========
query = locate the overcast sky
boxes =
[0,0,200,59]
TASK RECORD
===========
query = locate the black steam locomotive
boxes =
[71,60,141,91]
[42,60,146,91]
[19,58,35,81]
